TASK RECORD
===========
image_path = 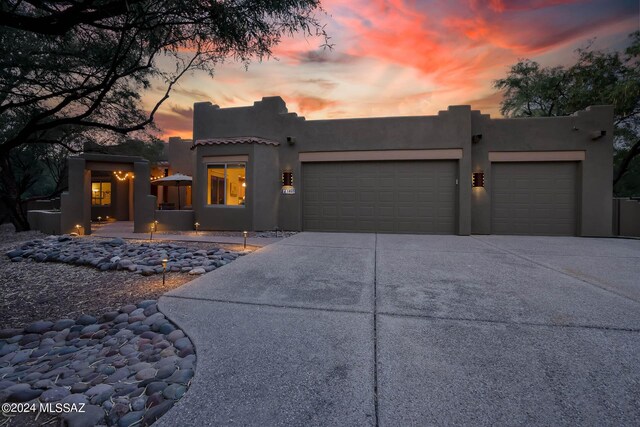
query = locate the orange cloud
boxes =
[145,0,638,139]
[154,105,193,139]
[285,94,340,115]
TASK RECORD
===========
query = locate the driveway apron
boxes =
[157,233,377,426]
[158,233,640,426]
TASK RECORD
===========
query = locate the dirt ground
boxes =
[0,224,250,329]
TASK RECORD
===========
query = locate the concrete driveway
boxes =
[157,233,640,426]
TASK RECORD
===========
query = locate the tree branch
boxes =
[614,138,640,185]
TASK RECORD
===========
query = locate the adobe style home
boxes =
[32,96,620,236]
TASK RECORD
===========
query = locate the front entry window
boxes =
[91,182,111,206]
[207,163,246,206]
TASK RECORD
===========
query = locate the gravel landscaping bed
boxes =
[0,225,249,330]
[0,300,195,427]
[6,235,249,276]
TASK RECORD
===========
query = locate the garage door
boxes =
[492,162,578,235]
[303,161,457,233]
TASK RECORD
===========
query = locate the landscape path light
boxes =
[149,222,156,241]
[162,258,168,285]
[195,222,200,235]
[243,231,248,249]
[75,224,81,235]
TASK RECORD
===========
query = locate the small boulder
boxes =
[76,314,97,325]
[25,320,54,334]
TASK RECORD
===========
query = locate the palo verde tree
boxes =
[0,0,328,231]
[494,32,640,195]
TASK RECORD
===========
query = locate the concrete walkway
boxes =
[90,221,281,247]
[156,233,640,426]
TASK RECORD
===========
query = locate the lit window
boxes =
[92,182,111,206]
[207,163,246,206]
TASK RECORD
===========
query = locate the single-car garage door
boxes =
[492,162,578,235]
[303,161,457,233]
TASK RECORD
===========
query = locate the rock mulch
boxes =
[6,235,250,276]
[0,300,194,427]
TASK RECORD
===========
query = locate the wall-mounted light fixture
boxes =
[591,130,606,140]
[472,134,483,144]
[472,172,485,188]
[286,136,296,146]
[281,170,295,194]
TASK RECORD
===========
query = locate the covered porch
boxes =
[60,153,156,234]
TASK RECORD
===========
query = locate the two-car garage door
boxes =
[303,161,457,233]
[302,160,578,235]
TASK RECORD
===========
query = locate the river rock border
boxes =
[0,300,194,426]
[6,235,249,276]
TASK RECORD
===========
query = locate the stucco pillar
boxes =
[445,105,472,235]
[133,161,157,233]
[60,157,91,235]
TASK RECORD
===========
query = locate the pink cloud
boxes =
[146,0,638,137]
[154,105,193,139]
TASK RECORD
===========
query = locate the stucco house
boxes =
[37,96,617,236]
[186,96,613,236]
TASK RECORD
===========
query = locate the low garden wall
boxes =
[27,210,61,235]
[613,198,640,237]
[154,210,195,232]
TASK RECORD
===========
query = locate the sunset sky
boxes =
[149,0,639,139]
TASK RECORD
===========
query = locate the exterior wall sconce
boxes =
[591,130,606,140]
[472,134,483,144]
[281,170,295,194]
[472,172,485,188]
[286,136,296,146]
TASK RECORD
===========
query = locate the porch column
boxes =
[60,157,91,235]
[133,161,157,233]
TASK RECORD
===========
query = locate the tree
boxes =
[494,32,640,194]
[0,0,328,230]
